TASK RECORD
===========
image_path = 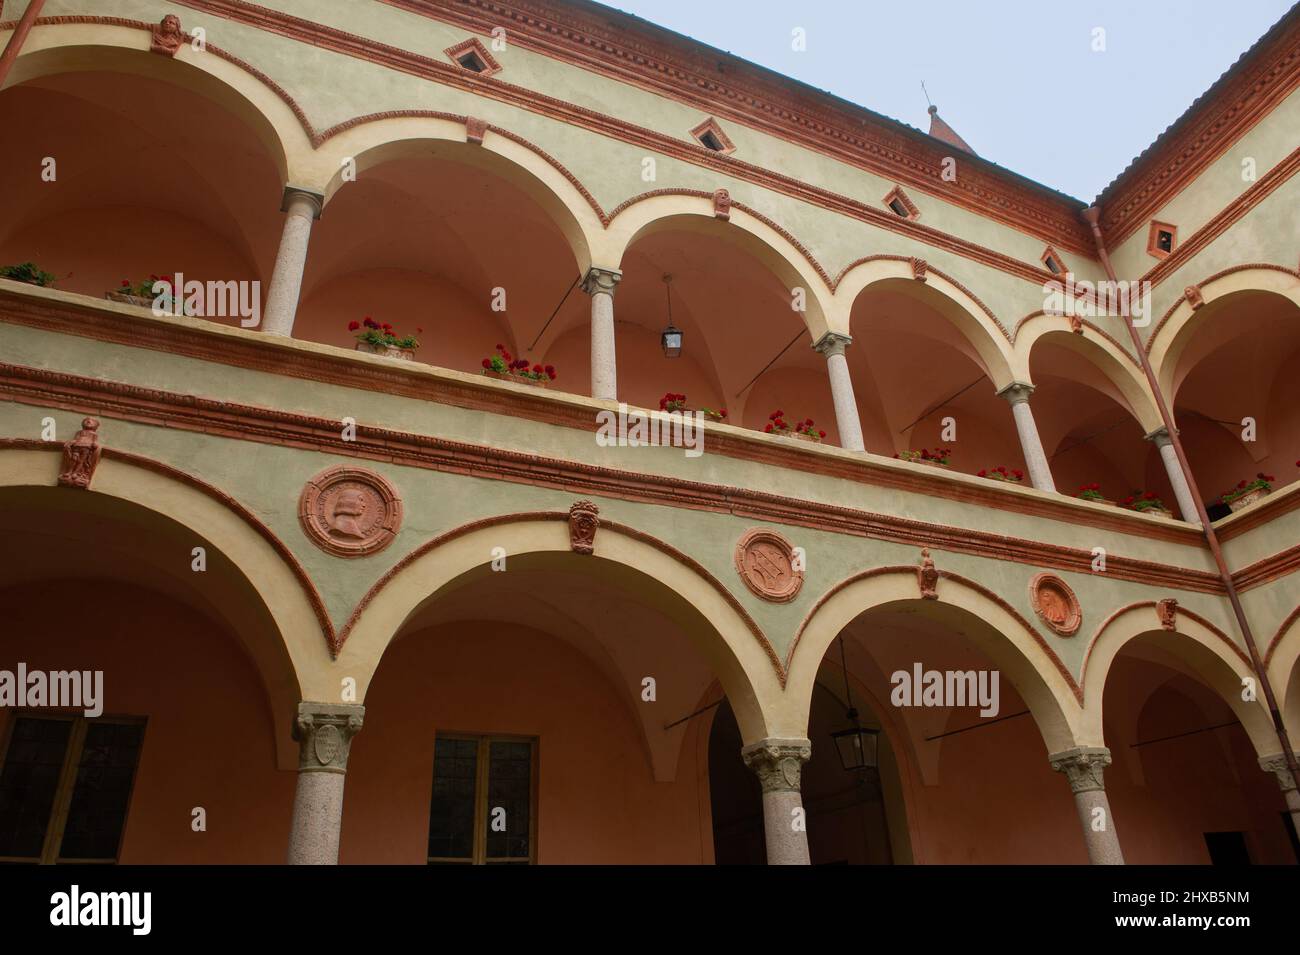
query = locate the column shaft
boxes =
[999,383,1056,492]
[1050,746,1124,865]
[582,268,621,401]
[287,702,363,865]
[814,333,865,451]
[262,189,322,338]
[1147,429,1200,523]
[742,737,812,865]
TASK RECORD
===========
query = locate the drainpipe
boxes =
[1082,206,1300,794]
[0,0,47,88]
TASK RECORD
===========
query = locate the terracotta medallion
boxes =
[1029,572,1081,636]
[734,529,803,603]
[299,465,403,558]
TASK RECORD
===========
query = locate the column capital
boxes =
[1259,753,1299,793]
[995,380,1035,404]
[293,702,364,774]
[281,186,324,219]
[1049,746,1112,793]
[581,266,622,297]
[742,737,811,793]
[812,331,852,357]
[1144,425,1175,446]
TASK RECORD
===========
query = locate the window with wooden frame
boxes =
[443,37,502,77]
[0,713,145,864]
[882,185,920,221]
[1147,220,1177,258]
[689,117,736,155]
[1041,246,1067,275]
[428,733,537,865]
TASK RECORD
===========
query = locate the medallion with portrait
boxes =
[299,466,403,558]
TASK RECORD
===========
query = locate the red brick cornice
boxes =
[1097,8,1300,246]
[0,356,1224,598]
[1230,543,1300,593]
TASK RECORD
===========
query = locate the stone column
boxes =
[741,737,812,865]
[1145,427,1200,524]
[1050,746,1124,864]
[287,702,364,865]
[1259,753,1300,829]
[262,187,324,338]
[997,382,1056,493]
[813,332,866,452]
[582,267,621,401]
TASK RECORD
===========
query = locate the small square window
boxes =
[882,186,919,221]
[689,118,736,155]
[444,38,502,77]
[1146,220,1177,259]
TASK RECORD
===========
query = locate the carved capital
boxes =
[1049,746,1112,793]
[996,381,1035,405]
[293,702,364,774]
[1144,426,1174,447]
[568,500,600,554]
[582,267,621,298]
[742,738,812,793]
[58,417,102,489]
[1259,753,1299,793]
[812,331,852,358]
[281,186,324,220]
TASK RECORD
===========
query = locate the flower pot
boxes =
[1227,487,1270,512]
[775,430,819,443]
[356,342,415,361]
[106,291,156,308]
[1078,496,1116,507]
[700,411,726,423]
[1131,506,1173,519]
[482,369,547,387]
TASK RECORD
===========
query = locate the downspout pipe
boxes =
[0,0,47,88]
[1082,206,1300,794]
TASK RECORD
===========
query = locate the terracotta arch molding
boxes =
[1264,603,1300,668]
[831,253,1008,339]
[1144,262,1300,355]
[335,510,784,681]
[787,564,1082,704]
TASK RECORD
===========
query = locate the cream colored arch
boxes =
[0,444,331,766]
[7,22,308,184]
[1013,314,1162,433]
[1079,602,1276,756]
[781,567,1082,752]
[1149,266,1300,399]
[312,118,602,275]
[831,258,1016,389]
[601,193,834,342]
[1265,606,1300,740]
[334,514,784,743]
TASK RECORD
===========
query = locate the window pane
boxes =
[485,740,532,860]
[58,722,144,861]
[0,718,72,859]
[428,737,477,860]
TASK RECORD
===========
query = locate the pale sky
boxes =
[604,0,1295,200]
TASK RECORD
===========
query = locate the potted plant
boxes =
[896,448,952,469]
[480,343,554,386]
[1075,482,1115,506]
[1121,491,1173,519]
[351,317,421,360]
[698,406,727,423]
[978,465,1023,484]
[1220,473,1274,513]
[765,411,824,443]
[108,274,171,309]
[659,392,688,413]
[1,262,56,287]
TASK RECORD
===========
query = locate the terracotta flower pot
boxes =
[355,341,415,361]
[482,369,547,387]
[700,411,726,423]
[775,430,819,443]
[1226,486,1270,512]
[106,291,156,308]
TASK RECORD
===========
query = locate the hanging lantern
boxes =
[661,274,683,358]
[831,635,880,771]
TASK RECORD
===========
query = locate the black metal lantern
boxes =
[660,274,683,358]
[830,635,880,772]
